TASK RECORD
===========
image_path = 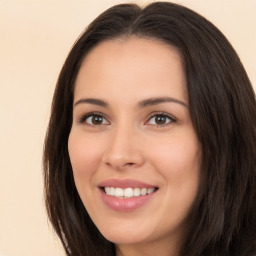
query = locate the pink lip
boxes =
[98,179,158,212]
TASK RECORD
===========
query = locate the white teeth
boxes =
[115,188,124,197]
[141,188,147,196]
[147,188,154,194]
[110,187,115,196]
[105,187,111,195]
[133,188,141,197]
[104,187,156,198]
[124,188,133,198]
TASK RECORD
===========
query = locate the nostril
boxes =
[126,162,135,166]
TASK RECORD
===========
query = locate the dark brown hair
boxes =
[43,2,256,256]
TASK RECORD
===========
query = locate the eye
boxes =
[146,113,175,126]
[79,113,110,126]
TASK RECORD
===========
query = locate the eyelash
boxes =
[78,112,176,127]
[78,112,109,126]
[146,112,176,126]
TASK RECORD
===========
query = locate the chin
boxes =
[99,225,150,245]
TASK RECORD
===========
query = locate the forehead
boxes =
[74,37,187,103]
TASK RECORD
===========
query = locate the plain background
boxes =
[0,0,255,255]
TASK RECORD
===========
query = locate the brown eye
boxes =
[91,115,104,125]
[147,114,175,126]
[155,115,168,125]
[80,114,109,125]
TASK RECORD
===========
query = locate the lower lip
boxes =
[100,189,156,212]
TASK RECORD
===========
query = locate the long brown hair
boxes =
[43,2,256,255]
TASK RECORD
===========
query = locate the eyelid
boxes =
[145,112,176,126]
[78,112,110,125]
[77,111,176,127]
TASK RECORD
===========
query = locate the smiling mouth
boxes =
[101,187,158,199]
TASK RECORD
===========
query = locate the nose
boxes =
[102,124,145,171]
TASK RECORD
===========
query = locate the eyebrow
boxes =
[138,97,188,108]
[74,97,188,108]
[74,98,109,108]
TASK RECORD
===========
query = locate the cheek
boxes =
[147,131,201,193]
[68,131,103,184]
[152,136,200,171]
[152,134,201,216]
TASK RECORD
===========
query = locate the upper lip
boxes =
[98,179,158,189]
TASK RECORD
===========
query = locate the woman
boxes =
[43,2,256,256]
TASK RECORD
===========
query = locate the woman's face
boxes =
[68,37,201,253]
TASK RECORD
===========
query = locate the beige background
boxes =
[0,0,255,256]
